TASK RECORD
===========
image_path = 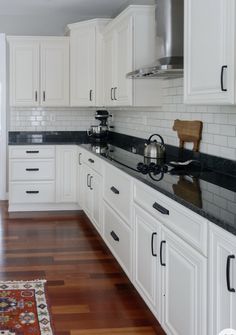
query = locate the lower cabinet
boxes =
[56,145,77,203]
[208,224,236,335]
[9,145,78,211]
[104,202,132,279]
[133,205,162,319]
[80,161,102,233]
[133,204,207,335]
[161,227,207,335]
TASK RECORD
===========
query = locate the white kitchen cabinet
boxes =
[9,145,56,211]
[208,224,236,335]
[83,165,102,233]
[8,37,69,107]
[103,5,162,107]
[40,39,69,106]
[78,150,103,233]
[103,16,132,106]
[9,145,80,212]
[104,202,132,279]
[161,227,207,335]
[9,39,39,106]
[133,205,162,319]
[184,0,236,104]
[68,19,110,107]
[56,146,77,203]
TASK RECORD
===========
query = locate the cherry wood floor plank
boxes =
[0,201,165,335]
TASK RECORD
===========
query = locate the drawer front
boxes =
[104,203,132,277]
[10,160,55,181]
[134,181,208,255]
[10,182,55,203]
[104,163,132,225]
[81,149,102,174]
[9,146,55,159]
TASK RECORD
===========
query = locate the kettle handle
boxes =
[148,134,165,145]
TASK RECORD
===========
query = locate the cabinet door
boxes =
[103,31,115,106]
[209,225,236,335]
[56,146,77,203]
[162,227,207,335]
[89,170,102,232]
[184,0,235,104]
[70,26,96,106]
[114,16,133,106]
[41,39,69,106]
[133,205,162,319]
[9,39,39,106]
[80,164,92,217]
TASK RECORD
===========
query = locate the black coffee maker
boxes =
[87,110,112,141]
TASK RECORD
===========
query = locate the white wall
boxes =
[0,13,91,36]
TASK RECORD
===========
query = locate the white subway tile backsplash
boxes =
[109,79,236,160]
[9,79,236,161]
[10,107,96,132]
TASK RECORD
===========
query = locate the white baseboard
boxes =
[8,202,81,212]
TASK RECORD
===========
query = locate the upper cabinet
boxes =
[184,0,236,105]
[8,37,69,107]
[67,19,111,107]
[103,6,162,107]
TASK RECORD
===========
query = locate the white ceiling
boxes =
[0,0,136,16]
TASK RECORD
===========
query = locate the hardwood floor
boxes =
[0,201,166,335]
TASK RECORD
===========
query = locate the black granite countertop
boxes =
[8,131,236,236]
[8,131,88,145]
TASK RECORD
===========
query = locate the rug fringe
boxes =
[0,279,47,284]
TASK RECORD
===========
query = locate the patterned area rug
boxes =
[0,280,54,335]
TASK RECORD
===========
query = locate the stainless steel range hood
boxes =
[127,0,184,79]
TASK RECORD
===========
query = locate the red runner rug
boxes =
[0,280,54,335]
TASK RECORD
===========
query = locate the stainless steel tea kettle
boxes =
[144,134,166,159]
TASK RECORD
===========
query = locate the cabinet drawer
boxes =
[104,203,132,278]
[10,182,55,203]
[80,149,102,174]
[134,181,208,255]
[9,146,55,159]
[10,160,55,181]
[104,163,132,225]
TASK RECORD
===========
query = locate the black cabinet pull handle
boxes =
[89,89,93,101]
[90,176,93,190]
[26,168,39,171]
[78,153,82,165]
[26,191,39,194]
[110,231,119,242]
[110,186,119,195]
[221,65,228,92]
[35,91,38,102]
[111,88,114,101]
[26,151,39,154]
[151,232,157,257]
[226,255,235,292]
[87,174,90,188]
[43,91,46,101]
[160,240,166,266]
[153,202,169,215]
[88,158,94,163]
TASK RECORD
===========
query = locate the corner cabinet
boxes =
[78,148,103,234]
[8,37,70,107]
[67,19,111,107]
[184,0,236,105]
[56,146,77,203]
[208,223,236,335]
[103,5,162,107]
